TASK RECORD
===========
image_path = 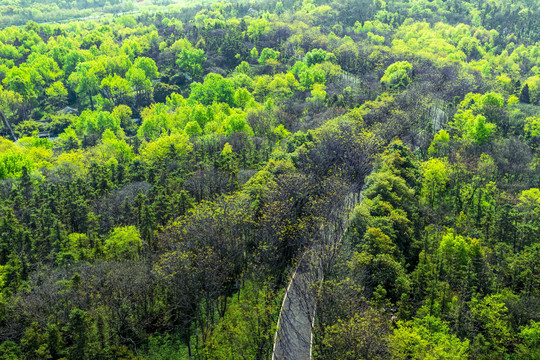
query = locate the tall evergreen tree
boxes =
[520,83,531,104]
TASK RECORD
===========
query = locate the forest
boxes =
[0,0,539,358]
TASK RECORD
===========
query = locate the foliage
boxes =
[381,61,412,89]
[104,226,142,260]
[0,0,539,359]
[390,316,470,359]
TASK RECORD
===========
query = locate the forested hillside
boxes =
[0,0,539,359]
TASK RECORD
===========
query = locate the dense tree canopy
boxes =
[0,0,539,358]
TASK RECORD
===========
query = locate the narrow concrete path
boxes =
[272,192,360,360]
[272,253,317,360]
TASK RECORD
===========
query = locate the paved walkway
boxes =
[272,253,317,360]
[272,192,360,360]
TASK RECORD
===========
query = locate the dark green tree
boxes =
[520,83,531,104]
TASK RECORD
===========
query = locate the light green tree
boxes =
[389,316,470,359]
[68,62,101,110]
[176,46,206,79]
[185,121,203,136]
[100,75,131,107]
[45,81,68,109]
[470,294,514,357]
[381,61,413,89]
[421,158,450,208]
[140,132,192,164]
[104,225,142,260]
[258,48,280,65]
